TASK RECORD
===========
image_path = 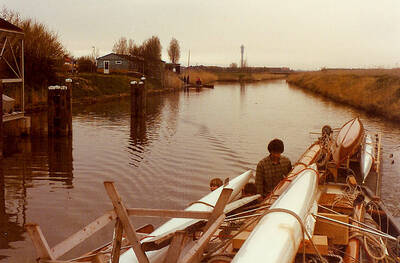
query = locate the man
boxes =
[256,139,292,198]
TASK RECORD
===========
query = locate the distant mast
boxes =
[240,45,244,68]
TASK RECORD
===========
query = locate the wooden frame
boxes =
[27,182,234,263]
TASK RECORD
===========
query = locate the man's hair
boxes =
[268,139,284,153]
[210,178,223,187]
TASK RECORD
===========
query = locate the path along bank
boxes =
[287,69,400,121]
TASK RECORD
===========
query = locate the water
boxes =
[1,80,400,262]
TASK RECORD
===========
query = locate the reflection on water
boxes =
[1,80,400,261]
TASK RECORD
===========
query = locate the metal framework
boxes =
[0,19,25,119]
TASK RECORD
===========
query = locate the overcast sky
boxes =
[3,0,400,69]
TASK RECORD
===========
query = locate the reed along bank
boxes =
[287,69,400,121]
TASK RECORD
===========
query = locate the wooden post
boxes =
[48,81,72,137]
[25,224,56,260]
[111,219,124,263]
[0,80,3,159]
[131,77,146,118]
[164,231,187,263]
[65,79,73,136]
[203,188,232,232]
[104,182,149,263]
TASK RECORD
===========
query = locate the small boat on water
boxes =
[27,118,400,263]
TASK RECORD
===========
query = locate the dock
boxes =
[184,84,214,90]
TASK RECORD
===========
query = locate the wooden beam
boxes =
[104,181,149,263]
[93,254,108,263]
[111,219,124,263]
[25,224,55,260]
[203,188,232,232]
[164,231,187,263]
[0,78,22,83]
[178,214,225,263]
[127,208,211,219]
[50,210,117,259]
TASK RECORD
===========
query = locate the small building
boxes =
[96,53,144,75]
[165,63,180,74]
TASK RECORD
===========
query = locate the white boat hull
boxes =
[119,170,253,263]
[361,134,374,183]
[232,164,319,263]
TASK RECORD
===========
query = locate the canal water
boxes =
[1,80,400,262]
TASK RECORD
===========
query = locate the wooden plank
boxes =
[25,224,55,260]
[137,223,154,234]
[50,210,117,259]
[127,208,211,219]
[164,231,187,263]
[314,213,349,245]
[104,181,149,263]
[203,188,232,232]
[178,214,225,263]
[39,260,91,263]
[298,235,329,255]
[111,219,124,263]
[93,254,108,263]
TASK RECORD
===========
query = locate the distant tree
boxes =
[112,37,129,54]
[1,8,65,86]
[142,36,162,60]
[77,56,95,73]
[129,43,144,57]
[230,62,238,68]
[167,38,180,64]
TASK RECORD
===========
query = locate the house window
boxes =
[115,61,122,64]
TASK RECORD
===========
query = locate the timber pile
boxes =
[26,182,236,263]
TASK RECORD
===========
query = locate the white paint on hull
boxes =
[232,164,318,263]
[361,134,374,183]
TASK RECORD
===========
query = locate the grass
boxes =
[287,69,400,120]
[184,70,286,83]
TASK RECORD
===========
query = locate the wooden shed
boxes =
[96,53,144,75]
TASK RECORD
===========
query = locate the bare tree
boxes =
[230,62,238,68]
[167,38,180,64]
[142,36,162,60]
[112,37,129,54]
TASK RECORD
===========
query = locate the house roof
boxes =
[97,53,144,62]
[0,18,23,34]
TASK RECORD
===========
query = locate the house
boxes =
[165,63,180,74]
[96,53,144,75]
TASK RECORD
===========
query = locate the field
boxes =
[287,69,400,120]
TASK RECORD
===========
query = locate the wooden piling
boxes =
[131,77,147,118]
[48,80,72,137]
[0,80,3,159]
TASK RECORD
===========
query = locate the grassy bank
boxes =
[287,69,400,120]
[185,70,286,84]
[69,72,181,104]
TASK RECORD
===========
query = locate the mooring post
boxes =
[48,82,72,137]
[130,76,147,118]
[0,80,3,160]
[65,79,73,136]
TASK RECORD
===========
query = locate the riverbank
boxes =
[287,69,400,121]
[184,69,287,84]
[70,73,181,105]
[24,72,182,111]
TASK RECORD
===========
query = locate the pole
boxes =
[0,81,3,159]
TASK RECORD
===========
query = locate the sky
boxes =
[2,0,400,70]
